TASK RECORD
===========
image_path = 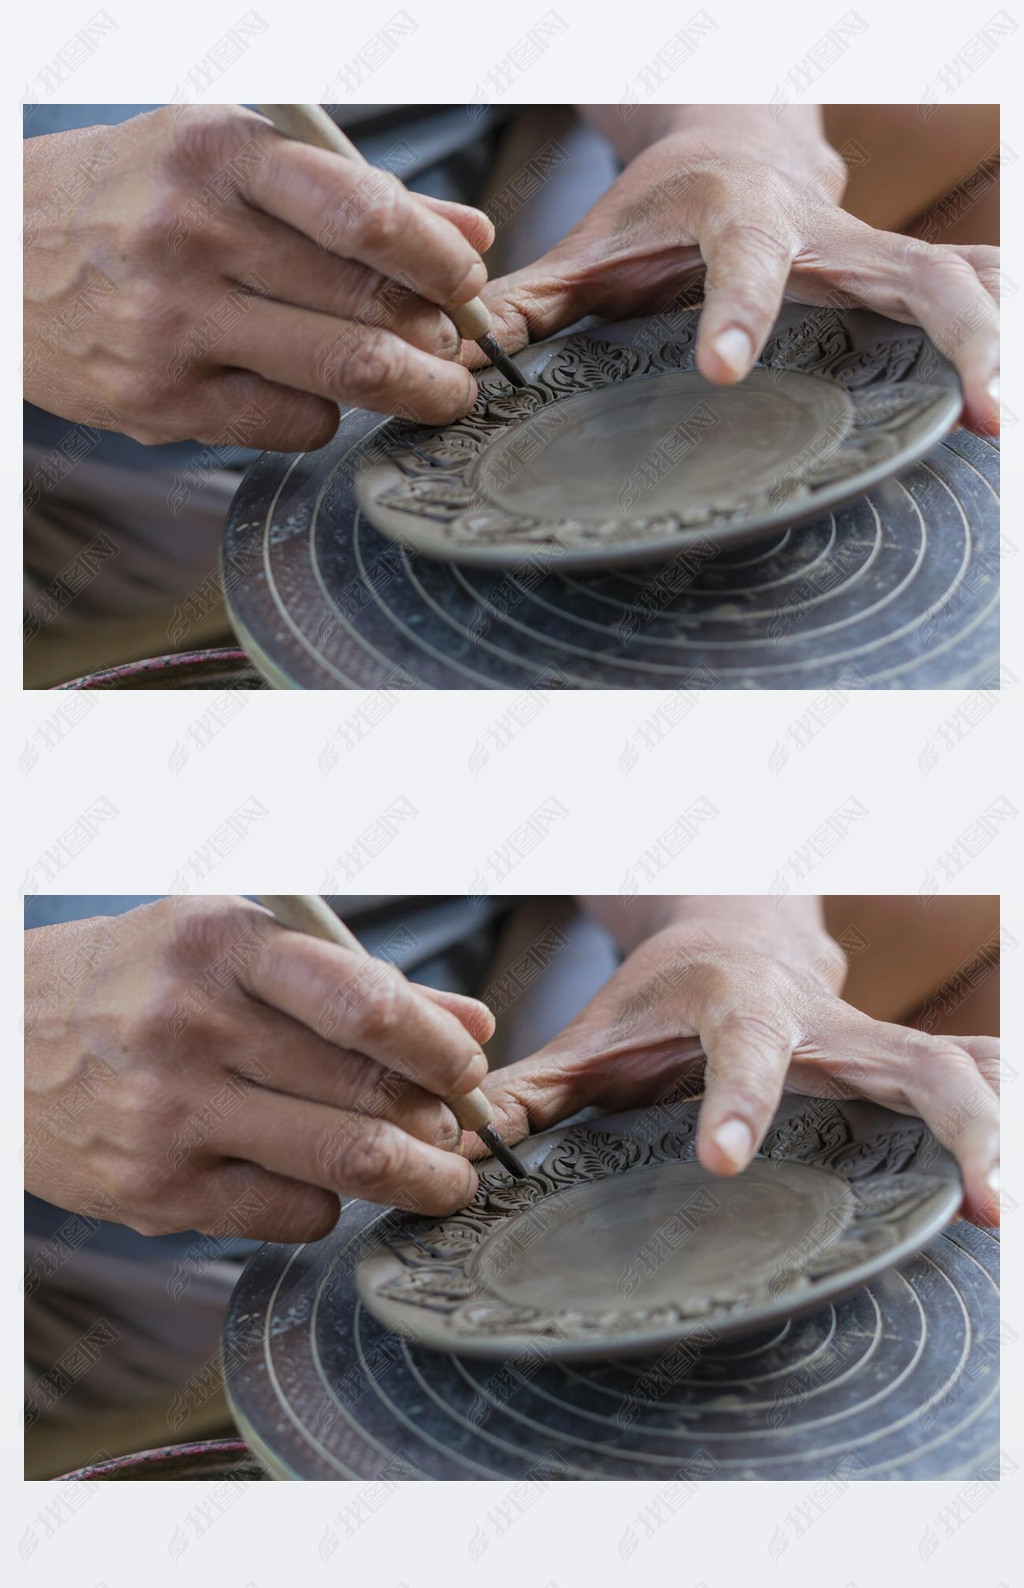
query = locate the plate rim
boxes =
[351,307,962,571]
[352,1099,962,1362]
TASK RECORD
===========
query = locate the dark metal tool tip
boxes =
[477,1124,529,1180]
[476,334,529,389]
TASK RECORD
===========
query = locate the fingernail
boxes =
[986,374,1000,407]
[986,1164,1000,1201]
[713,327,754,380]
[712,1117,754,1170]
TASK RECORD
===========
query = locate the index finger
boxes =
[239,924,489,1098]
[242,128,488,309]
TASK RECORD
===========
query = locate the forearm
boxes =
[579,895,841,986]
[580,104,840,195]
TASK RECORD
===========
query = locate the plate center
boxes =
[472,368,854,523]
[476,1159,855,1311]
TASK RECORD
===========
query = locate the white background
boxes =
[7,0,1021,1583]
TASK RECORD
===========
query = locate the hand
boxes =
[482,921,1000,1225]
[24,897,494,1240]
[23,106,493,449]
[472,128,999,433]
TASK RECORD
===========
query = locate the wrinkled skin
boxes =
[472,123,1000,434]
[25,897,1000,1239]
[480,902,1000,1227]
[23,105,491,448]
[25,106,999,451]
[24,897,493,1239]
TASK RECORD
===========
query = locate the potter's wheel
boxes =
[223,424,998,690]
[222,305,996,690]
[224,1220,998,1482]
[223,1101,997,1479]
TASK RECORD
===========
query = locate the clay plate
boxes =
[354,306,961,570]
[356,1097,961,1361]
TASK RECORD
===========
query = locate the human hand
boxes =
[482,920,1000,1226]
[472,126,999,434]
[23,106,494,449]
[24,897,494,1240]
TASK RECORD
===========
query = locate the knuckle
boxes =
[321,258,383,321]
[160,104,251,177]
[345,172,406,255]
[121,1057,176,1123]
[901,1029,971,1066]
[903,239,976,285]
[686,959,730,1004]
[416,376,476,426]
[177,893,258,946]
[434,313,462,357]
[163,895,267,984]
[730,220,793,262]
[398,304,459,357]
[727,1009,790,1045]
[337,1125,399,1191]
[434,1103,462,1150]
[107,369,161,430]
[705,1012,790,1094]
[347,963,407,1051]
[327,332,397,404]
[344,1062,392,1115]
[704,271,782,326]
[108,1161,159,1213]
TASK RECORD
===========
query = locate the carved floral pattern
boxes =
[369,1101,951,1340]
[365,309,952,551]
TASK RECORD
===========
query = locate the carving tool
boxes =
[257,894,527,1178]
[256,104,528,389]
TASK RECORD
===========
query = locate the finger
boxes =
[243,138,488,307]
[897,242,999,434]
[236,1008,461,1149]
[218,1088,478,1215]
[479,1035,707,1150]
[416,985,497,1045]
[905,1039,1000,1226]
[696,1012,795,1174]
[417,194,496,255]
[240,923,489,1097]
[167,367,340,451]
[695,215,796,382]
[944,244,1001,305]
[220,297,477,423]
[222,214,462,360]
[943,1034,1001,1094]
[189,1159,340,1243]
[465,255,603,365]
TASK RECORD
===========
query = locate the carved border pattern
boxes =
[369,308,950,550]
[372,1101,947,1340]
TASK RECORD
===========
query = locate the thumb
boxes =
[462,258,596,368]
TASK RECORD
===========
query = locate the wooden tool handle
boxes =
[256,103,493,342]
[258,892,362,952]
[257,894,494,1131]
